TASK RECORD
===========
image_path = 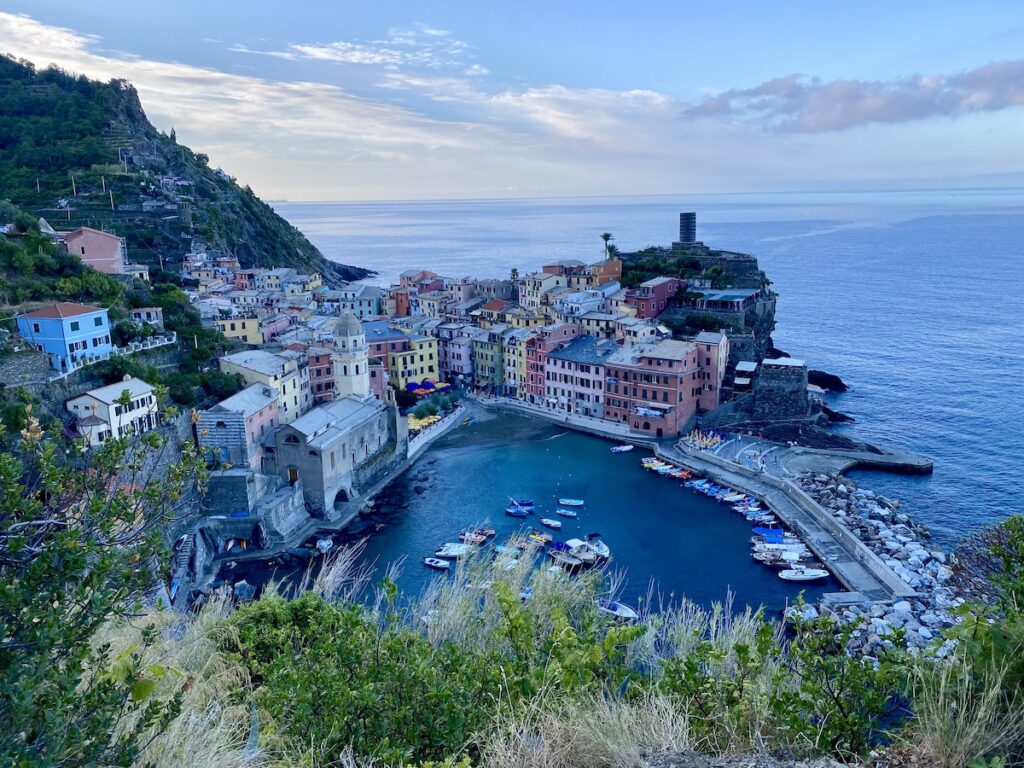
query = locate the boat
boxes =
[549,550,584,570]
[610,445,634,453]
[315,537,334,554]
[527,529,553,543]
[435,542,472,559]
[555,507,579,518]
[494,544,518,555]
[539,517,563,529]
[558,498,585,507]
[595,598,639,621]
[513,499,535,507]
[585,532,610,559]
[459,531,487,545]
[564,538,598,566]
[505,504,530,518]
[423,557,451,571]
[779,567,830,582]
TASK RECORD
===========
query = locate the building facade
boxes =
[66,376,159,447]
[197,383,279,471]
[17,303,113,372]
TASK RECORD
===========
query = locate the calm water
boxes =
[274,190,1024,603]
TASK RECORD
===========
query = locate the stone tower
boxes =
[332,311,370,399]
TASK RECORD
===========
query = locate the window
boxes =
[32,323,40,333]
[70,321,80,332]
[94,317,103,327]
[284,435,300,444]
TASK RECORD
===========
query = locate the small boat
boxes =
[610,445,634,453]
[564,538,598,565]
[435,542,472,559]
[459,531,487,545]
[468,526,496,538]
[779,567,830,582]
[595,597,639,621]
[423,557,450,571]
[505,504,530,518]
[585,533,610,559]
[558,498,585,507]
[539,517,563,529]
[315,537,334,554]
[555,507,579,518]
[527,529,553,543]
[549,550,584,570]
[513,499,535,507]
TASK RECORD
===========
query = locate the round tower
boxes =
[332,311,370,399]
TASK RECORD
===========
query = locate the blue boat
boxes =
[514,499,535,507]
[505,504,530,517]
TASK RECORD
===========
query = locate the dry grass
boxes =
[896,654,1024,768]
[477,692,696,768]
[94,594,262,768]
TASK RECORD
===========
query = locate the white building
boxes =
[332,312,371,399]
[66,376,159,447]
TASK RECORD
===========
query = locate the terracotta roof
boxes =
[20,302,104,319]
[482,299,511,312]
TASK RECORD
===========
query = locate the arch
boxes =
[284,434,300,444]
[332,488,349,506]
[308,449,319,457]
[215,420,227,428]
[642,421,650,430]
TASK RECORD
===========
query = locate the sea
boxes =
[265,191,1024,607]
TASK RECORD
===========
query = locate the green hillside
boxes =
[0,54,369,283]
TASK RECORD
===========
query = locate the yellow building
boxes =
[387,335,439,389]
[215,316,262,345]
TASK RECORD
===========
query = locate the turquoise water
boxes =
[355,415,837,611]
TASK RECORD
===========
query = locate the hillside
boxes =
[0,55,369,284]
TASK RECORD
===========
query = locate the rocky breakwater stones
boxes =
[796,472,962,658]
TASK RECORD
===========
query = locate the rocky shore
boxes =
[796,472,963,657]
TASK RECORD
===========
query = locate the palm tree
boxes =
[510,267,519,283]
[600,232,614,258]
[605,244,620,259]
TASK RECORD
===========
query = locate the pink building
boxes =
[694,331,730,411]
[61,227,125,274]
[259,313,291,342]
[604,339,702,437]
[369,358,390,400]
[626,277,682,319]
[197,383,280,471]
[543,335,617,417]
[524,323,580,403]
[305,346,336,404]
[234,270,257,290]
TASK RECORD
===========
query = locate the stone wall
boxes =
[752,363,809,421]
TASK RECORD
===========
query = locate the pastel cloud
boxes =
[684,61,1024,132]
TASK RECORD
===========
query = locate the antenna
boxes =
[71,174,77,197]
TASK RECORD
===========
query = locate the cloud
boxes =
[683,61,1024,132]
[464,64,489,77]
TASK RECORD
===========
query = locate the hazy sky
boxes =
[2,3,1022,200]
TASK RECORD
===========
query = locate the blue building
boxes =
[17,302,113,373]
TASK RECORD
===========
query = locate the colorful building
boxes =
[604,340,702,437]
[219,349,312,424]
[17,303,113,373]
[197,383,279,470]
[626,277,682,319]
[543,335,618,417]
[523,323,580,404]
[60,227,125,274]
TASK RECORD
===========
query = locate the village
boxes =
[8,211,826,602]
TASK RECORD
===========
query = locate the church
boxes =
[263,312,407,518]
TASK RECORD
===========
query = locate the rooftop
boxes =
[735,361,758,373]
[763,357,807,369]
[73,376,154,405]
[361,320,410,342]
[694,288,761,302]
[287,397,383,450]
[694,331,727,344]
[20,302,105,319]
[221,349,293,376]
[208,383,277,418]
[547,335,618,366]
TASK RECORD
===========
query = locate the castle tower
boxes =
[332,312,370,399]
[679,212,697,244]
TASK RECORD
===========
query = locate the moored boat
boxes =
[459,531,487,545]
[610,445,634,453]
[595,597,639,621]
[585,532,610,559]
[778,567,830,582]
[555,507,579,518]
[435,542,472,559]
[423,557,450,570]
[539,517,563,529]
[549,549,584,570]
[505,504,530,517]
[558,498,585,507]
[563,538,598,565]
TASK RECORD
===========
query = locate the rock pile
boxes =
[797,472,963,657]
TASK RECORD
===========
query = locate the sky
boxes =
[1,2,1023,201]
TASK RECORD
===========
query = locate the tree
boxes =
[601,232,614,258]
[0,422,207,767]
[509,267,519,283]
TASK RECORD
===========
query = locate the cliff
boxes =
[0,55,369,285]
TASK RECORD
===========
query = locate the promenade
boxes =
[476,396,918,605]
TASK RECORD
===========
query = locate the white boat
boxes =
[539,518,563,529]
[564,538,598,565]
[558,498,585,507]
[595,598,639,621]
[585,532,610,559]
[435,542,472,559]
[610,445,634,453]
[423,557,450,570]
[779,567,830,582]
[555,507,579,518]
[315,537,334,554]
[549,550,584,569]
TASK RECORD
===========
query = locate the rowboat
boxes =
[505,504,530,518]
[558,498,585,507]
[539,518,562,529]
[549,550,584,570]
[555,507,579,518]
[596,598,639,621]
[610,445,634,453]
[564,538,598,565]
[459,531,487,545]
[423,557,450,570]
[435,542,472,559]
